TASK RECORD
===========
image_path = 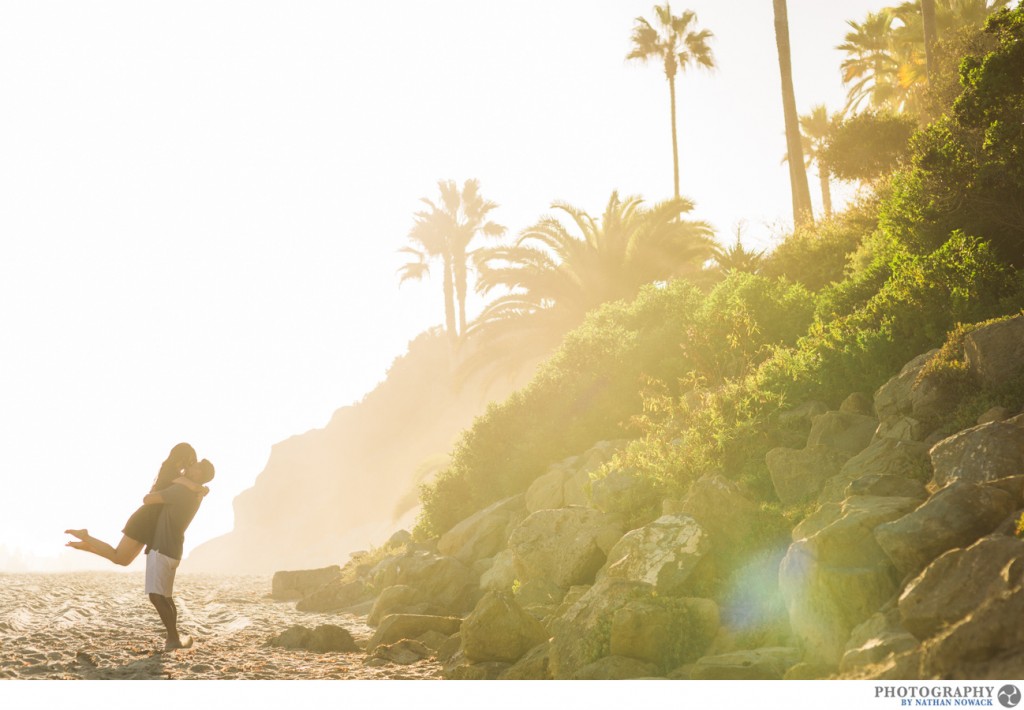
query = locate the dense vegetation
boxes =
[413,5,1024,540]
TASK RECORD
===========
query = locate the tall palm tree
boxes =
[467,191,715,375]
[398,179,505,351]
[798,104,840,218]
[627,4,715,199]
[773,0,814,227]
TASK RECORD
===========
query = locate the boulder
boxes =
[371,639,432,665]
[514,578,565,609]
[384,529,413,548]
[368,614,462,651]
[436,494,525,564]
[499,642,551,680]
[599,514,710,596]
[478,549,516,593]
[525,467,572,513]
[839,611,919,675]
[874,481,1016,577]
[609,597,718,671]
[547,578,717,679]
[816,437,929,504]
[909,372,964,423]
[443,660,510,680]
[295,579,371,613]
[930,414,1024,488]
[367,585,426,627]
[460,591,548,664]
[844,474,928,501]
[266,624,359,653]
[840,392,874,416]
[672,474,787,553]
[779,496,920,664]
[874,350,939,420]
[270,566,341,600]
[964,314,1024,388]
[572,655,661,680]
[508,507,623,590]
[766,445,849,505]
[689,647,801,680]
[369,551,477,614]
[920,585,1024,680]
[807,411,879,456]
[977,406,1014,425]
[898,536,1024,640]
[874,416,928,443]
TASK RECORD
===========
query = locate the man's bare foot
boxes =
[64,529,88,540]
[164,635,194,651]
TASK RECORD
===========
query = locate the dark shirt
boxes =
[150,483,202,561]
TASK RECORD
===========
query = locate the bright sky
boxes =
[0,0,890,571]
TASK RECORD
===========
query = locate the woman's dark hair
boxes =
[150,442,198,492]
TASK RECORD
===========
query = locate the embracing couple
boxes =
[65,443,214,651]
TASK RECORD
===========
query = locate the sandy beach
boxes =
[0,571,441,680]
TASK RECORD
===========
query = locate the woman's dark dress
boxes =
[122,504,162,547]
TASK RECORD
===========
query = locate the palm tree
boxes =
[398,179,505,351]
[839,10,903,113]
[627,4,715,199]
[467,191,715,375]
[798,104,840,218]
[773,0,814,227]
[839,0,1011,115]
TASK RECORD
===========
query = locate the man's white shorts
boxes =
[145,550,181,597]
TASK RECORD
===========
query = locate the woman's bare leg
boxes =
[65,531,144,566]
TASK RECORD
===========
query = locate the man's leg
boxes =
[148,594,191,649]
[145,551,191,650]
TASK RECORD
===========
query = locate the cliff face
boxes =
[186,330,534,574]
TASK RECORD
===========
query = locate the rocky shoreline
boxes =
[273,314,1024,680]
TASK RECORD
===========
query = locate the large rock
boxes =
[920,584,1024,679]
[689,647,802,680]
[266,624,359,653]
[295,578,371,613]
[964,314,1024,388]
[608,597,718,672]
[807,411,879,456]
[839,610,919,675]
[271,565,341,600]
[599,515,710,596]
[498,642,551,680]
[547,578,717,679]
[827,438,930,499]
[525,467,573,513]
[436,494,525,564]
[460,591,549,663]
[370,551,477,614]
[898,536,1024,641]
[479,549,516,593]
[844,474,928,501]
[874,481,1016,577]
[779,496,920,664]
[671,474,787,553]
[930,414,1024,488]
[874,349,939,420]
[766,445,849,505]
[508,507,623,590]
[874,416,928,443]
[367,614,462,651]
[367,585,425,626]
